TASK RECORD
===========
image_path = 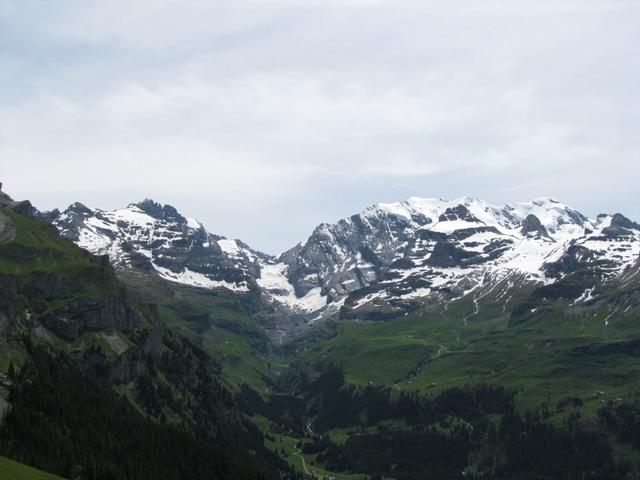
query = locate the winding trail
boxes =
[294,448,311,475]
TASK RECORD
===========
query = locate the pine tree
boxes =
[7,359,15,380]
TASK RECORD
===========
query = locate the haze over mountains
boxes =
[44,194,640,332]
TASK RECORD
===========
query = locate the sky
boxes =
[1,0,638,254]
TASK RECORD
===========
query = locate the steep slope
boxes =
[0,193,292,480]
[0,202,140,355]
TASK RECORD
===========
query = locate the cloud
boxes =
[1,0,638,253]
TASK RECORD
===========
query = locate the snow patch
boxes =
[218,238,241,257]
[154,265,249,292]
[258,263,328,312]
[186,217,201,229]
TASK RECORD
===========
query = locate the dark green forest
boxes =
[0,339,294,480]
[243,365,630,479]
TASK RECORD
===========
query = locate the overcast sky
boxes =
[1,1,638,254]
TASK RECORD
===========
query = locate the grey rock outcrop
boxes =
[0,275,18,341]
[520,214,550,238]
[39,297,140,341]
[602,213,640,237]
[0,211,16,243]
[0,189,34,218]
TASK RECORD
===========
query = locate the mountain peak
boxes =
[611,213,639,230]
[67,202,93,214]
[133,199,186,224]
[437,204,480,224]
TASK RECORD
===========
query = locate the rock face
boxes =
[38,297,140,341]
[4,253,141,341]
[611,213,640,230]
[82,348,149,385]
[520,214,550,238]
[0,189,34,219]
[601,213,640,238]
[0,275,18,340]
[44,196,640,325]
[426,241,476,268]
[0,211,16,243]
[109,354,149,384]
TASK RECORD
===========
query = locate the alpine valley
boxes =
[2,185,640,479]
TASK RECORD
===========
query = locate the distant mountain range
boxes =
[42,195,640,329]
[4,185,640,480]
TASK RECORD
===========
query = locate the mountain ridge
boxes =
[36,193,640,333]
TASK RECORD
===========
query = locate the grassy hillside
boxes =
[0,207,125,299]
[128,279,275,392]
[297,288,640,414]
[250,269,640,477]
[0,455,65,480]
[0,206,132,373]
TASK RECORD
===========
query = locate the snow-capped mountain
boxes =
[46,196,640,325]
[48,199,339,319]
[276,196,640,319]
[51,199,266,293]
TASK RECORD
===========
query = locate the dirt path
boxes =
[294,448,311,475]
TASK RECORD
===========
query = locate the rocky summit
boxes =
[50,199,267,292]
